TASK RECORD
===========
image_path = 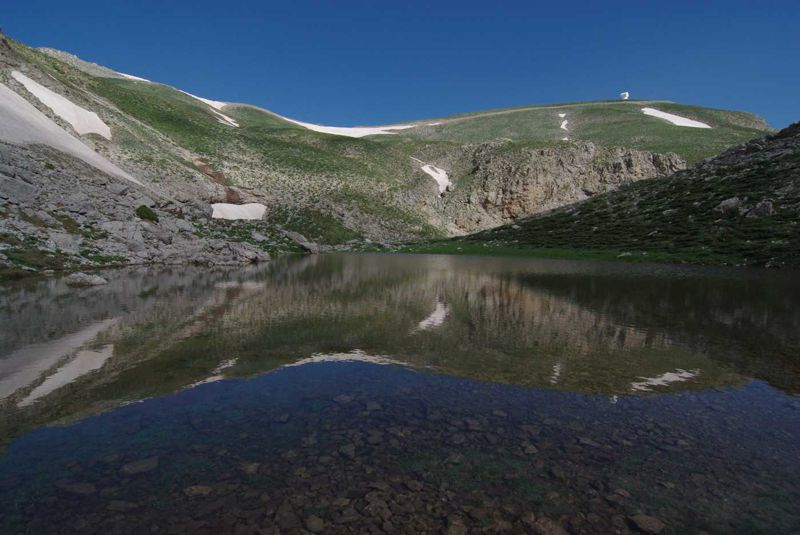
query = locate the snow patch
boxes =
[282,117,416,138]
[178,90,228,111]
[550,362,563,384]
[631,368,700,392]
[12,71,112,139]
[420,164,451,195]
[560,119,569,131]
[641,107,711,129]
[0,83,140,184]
[177,90,239,127]
[211,203,267,220]
[558,113,566,118]
[119,72,151,83]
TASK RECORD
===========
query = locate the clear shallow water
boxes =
[0,254,798,534]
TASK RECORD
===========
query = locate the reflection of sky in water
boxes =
[0,362,798,533]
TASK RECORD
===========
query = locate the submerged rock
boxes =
[119,456,158,476]
[629,514,666,534]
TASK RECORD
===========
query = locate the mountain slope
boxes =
[411,123,800,267]
[0,31,778,278]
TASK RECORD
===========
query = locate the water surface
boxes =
[0,254,798,534]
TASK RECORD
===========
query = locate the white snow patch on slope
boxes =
[178,90,228,111]
[12,71,112,139]
[631,368,700,392]
[0,83,140,184]
[211,203,267,220]
[176,90,239,127]
[560,119,569,131]
[641,107,711,128]
[420,164,451,195]
[282,117,416,138]
[558,113,566,118]
[414,301,449,332]
[19,344,114,406]
[119,72,151,82]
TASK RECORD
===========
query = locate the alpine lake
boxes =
[0,254,798,534]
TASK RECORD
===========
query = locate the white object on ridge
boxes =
[641,107,711,128]
[560,119,569,131]
[0,83,139,183]
[620,91,630,100]
[12,71,112,139]
[211,202,267,220]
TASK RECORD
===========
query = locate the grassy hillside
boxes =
[3,39,775,247]
[402,123,800,267]
[398,100,770,164]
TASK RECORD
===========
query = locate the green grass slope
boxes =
[399,100,771,164]
[406,123,800,267]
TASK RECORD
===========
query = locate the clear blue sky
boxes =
[4,0,798,128]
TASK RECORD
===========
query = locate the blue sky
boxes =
[3,0,798,128]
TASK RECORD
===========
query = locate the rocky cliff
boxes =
[443,141,685,233]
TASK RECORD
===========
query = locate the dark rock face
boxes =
[443,141,685,233]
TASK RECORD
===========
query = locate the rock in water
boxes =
[629,514,666,534]
[305,515,325,533]
[64,272,108,287]
[119,456,159,476]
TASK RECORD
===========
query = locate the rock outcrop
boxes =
[443,141,685,233]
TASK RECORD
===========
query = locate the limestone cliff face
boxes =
[442,142,686,233]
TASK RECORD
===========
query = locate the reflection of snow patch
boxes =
[211,203,267,220]
[19,344,114,406]
[620,91,630,100]
[550,362,563,384]
[414,301,449,332]
[12,71,112,139]
[0,318,119,400]
[641,108,711,128]
[190,359,238,387]
[631,368,699,391]
[285,349,407,368]
[0,83,139,183]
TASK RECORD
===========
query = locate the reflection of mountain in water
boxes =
[1,254,798,446]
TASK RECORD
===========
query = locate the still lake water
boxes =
[0,253,798,534]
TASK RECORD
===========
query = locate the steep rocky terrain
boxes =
[0,30,773,278]
[418,122,800,267]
